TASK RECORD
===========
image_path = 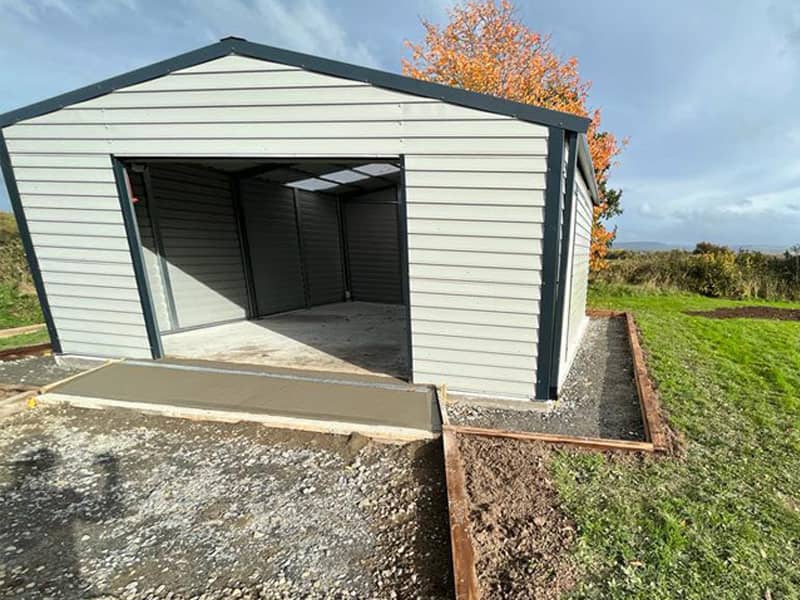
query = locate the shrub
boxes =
[592,246,800,302]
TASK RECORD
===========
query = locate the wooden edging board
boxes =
[623,312,668,451]
[441,426,480,600]
[0,323,45,339]
[445,423,655,453]
[0,342,51,361]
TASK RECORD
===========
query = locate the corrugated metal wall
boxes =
[296,191,344,306]
[239,178,305,315]
[2,53,550,398]
[343,187,402,304]
[148,164,248,329]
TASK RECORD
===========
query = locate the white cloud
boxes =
[174,0,381,67]
[0,0,137,25]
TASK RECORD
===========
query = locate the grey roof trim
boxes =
[0,36,590,132]
[576,133,601,204]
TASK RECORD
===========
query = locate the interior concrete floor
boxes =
[162,301,410,380]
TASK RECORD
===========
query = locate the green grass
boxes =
[553,283,800,599]
[0,328,49,351]
[0,284,42,329]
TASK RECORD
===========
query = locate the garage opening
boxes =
[124,158,410,380]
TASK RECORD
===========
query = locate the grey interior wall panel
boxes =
[296,190,344,306]
[148,164,248,329]
[343,188,402,304]
[239,179,305,316]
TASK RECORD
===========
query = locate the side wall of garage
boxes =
[558,169,593,384]
[1,54,549,398]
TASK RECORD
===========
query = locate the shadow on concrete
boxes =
[0,441,122,598]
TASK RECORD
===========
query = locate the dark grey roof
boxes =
[0,36,590,132]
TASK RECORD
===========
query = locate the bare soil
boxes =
[685,306,800,321]
[458,434,577,600]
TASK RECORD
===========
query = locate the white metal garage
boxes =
[0,36,599,402]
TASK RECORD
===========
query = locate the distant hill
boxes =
[736,245,788,255]
[614,241,689,251]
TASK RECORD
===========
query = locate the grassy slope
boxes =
[553,283,800,599]
[0,284,42,329]
[0,328,49,351]
[0,211,44,338]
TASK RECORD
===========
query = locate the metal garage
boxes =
[0,36,599,403]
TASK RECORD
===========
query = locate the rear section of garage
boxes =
[126,158,409,378]
[0,36,599,402]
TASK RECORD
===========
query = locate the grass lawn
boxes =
[0,283,42,329]
[552,283,800,598]
[0,328,49,351]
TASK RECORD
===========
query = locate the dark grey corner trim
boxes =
[577,133,600,204]
[549,131,579,394]
[0,131,62,353]
[535,127,566,400]
[0,38,590,133]
[397,155,413,383]
[112,157,163,359]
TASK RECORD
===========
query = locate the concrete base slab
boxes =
[162,302,409,380]
[45,361,440,438]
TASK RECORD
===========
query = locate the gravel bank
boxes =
[0,405,451,599]
[448,317,645,441]
[0,356,85,388]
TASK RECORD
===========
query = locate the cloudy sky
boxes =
[1,0,798,248]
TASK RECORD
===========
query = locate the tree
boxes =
[403,0,626,270]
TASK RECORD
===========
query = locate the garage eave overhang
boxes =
[576,134,601,205]
[0,36,591,134]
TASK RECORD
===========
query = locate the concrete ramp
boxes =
[42,360,440,439]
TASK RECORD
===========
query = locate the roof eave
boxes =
[577,133,601,205]
[0,37,591,133]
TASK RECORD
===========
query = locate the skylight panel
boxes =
[321,169,371,184]
[354,163,401,177]
[285,177,339,191]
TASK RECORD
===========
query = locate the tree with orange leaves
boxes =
[403,0,625,270]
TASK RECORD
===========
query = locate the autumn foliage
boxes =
[403,0,625,270]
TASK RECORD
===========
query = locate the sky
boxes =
[1,0,799,248]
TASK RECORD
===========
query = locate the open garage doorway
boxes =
[124,158,410,381]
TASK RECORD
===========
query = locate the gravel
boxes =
[0,356,85,388]
[0,405,452,599]
[448,316,645,441]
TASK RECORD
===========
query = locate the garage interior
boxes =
[125,158,410,380]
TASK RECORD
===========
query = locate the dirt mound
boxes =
[686,306,800,321]
[458,435,577,599]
